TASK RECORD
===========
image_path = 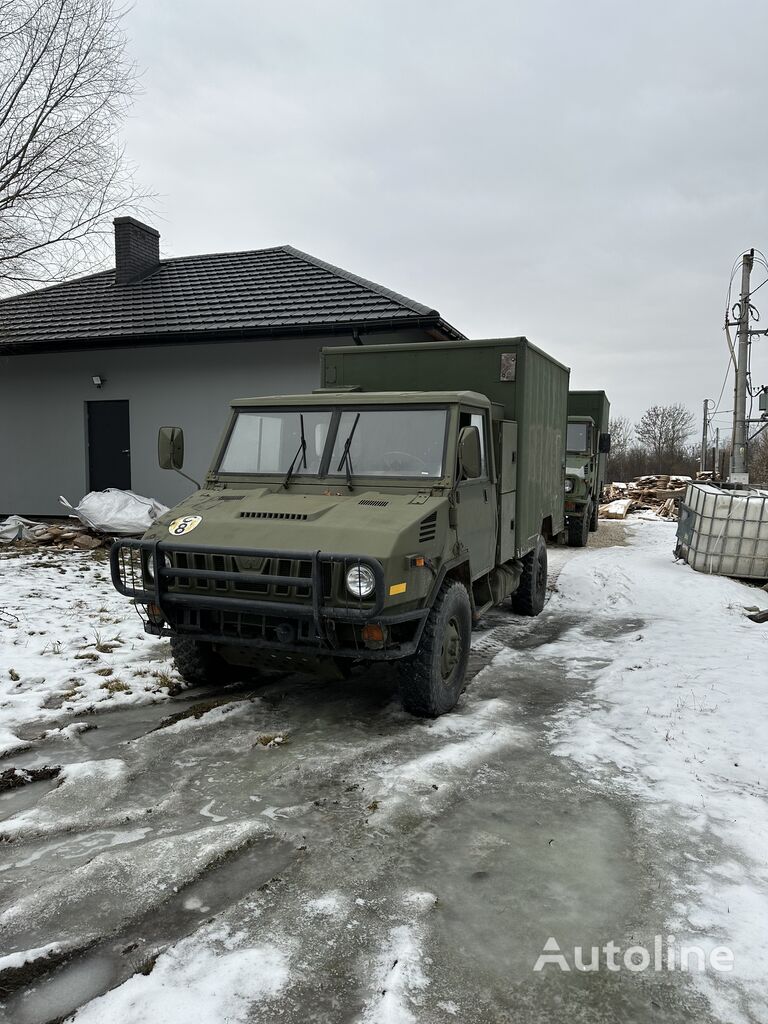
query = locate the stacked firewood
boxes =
[599,475,690,520]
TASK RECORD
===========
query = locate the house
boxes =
[0,218,463,515]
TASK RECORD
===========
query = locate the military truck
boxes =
[564,390,611,547]
[111,337,569,717]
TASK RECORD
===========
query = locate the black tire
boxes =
[511,536,547,616]
[567,507,590,547]
[170,636,238,687]
[589,497,599,532]
[398,581,472,718]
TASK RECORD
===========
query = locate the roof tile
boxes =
[0,244,464,352]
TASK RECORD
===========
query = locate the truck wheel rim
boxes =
[441,617,461,679]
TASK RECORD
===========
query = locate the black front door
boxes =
[87,400,131,491]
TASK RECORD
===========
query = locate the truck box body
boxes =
[567,390,610,432]
[567,389,610,495]
[321,337,570,556]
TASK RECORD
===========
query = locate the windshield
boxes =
[329,408,447,478]
[566,421,592,454]
[219,410,333,475]
[217,406,448,478]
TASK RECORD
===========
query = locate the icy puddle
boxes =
[1,837,295,1024]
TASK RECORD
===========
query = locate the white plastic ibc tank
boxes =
[678,483,768,579]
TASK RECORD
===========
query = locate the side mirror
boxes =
[458,425,482,479]
[158,426,184,470]
[598,432,611,454]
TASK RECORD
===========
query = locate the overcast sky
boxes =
[122,0,768,438]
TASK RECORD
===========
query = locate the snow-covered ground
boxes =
[0,522,766,1024]
[547,519,768,1023]
[0,548,183,757]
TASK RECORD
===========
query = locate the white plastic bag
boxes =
[0,515,50,543]
[59,489,169,535]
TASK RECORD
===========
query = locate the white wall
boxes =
[0,329,429,515]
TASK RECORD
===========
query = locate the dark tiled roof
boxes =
[0,244,464,353]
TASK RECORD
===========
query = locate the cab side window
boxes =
[458,409,488,479]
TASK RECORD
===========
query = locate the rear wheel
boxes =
[567,507,590,547]
[398,581,472,717]
[170,636,239,687]
[511,535,547,616]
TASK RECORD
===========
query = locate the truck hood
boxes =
[565,459,588,478]
[144,488,445,560]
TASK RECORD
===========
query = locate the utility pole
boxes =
[700,398,712,472]
[715,427,720,479]
[730,249,754,485]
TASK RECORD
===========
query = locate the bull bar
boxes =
[110,538,429,659]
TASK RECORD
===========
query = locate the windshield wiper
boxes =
[282,414,308,488]
[336,413,360,491]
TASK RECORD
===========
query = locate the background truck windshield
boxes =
[218,406,448,478]
[219,410,333,474]
[567,421,592,453]
[330,408,447,478]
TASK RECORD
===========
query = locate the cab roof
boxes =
[230,390,490,408]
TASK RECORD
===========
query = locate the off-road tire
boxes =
[567,507,590,548]
[398,581,472,718]
[589,492,600,532]
[170,636,238,687]
[511,536,547,616]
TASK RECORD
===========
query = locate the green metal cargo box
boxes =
[321,337,570,556]
[567,391,610,431]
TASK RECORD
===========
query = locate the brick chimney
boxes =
[113,216,160,284]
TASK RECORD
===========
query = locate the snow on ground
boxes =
[544,518,768,1023]
[71,924,290,1024]
[0,548,183,755]
[0,942,61,973]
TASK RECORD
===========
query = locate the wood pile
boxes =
[600,475,690,520]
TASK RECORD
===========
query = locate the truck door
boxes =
[456,408,497,576]
[496,421,517,562]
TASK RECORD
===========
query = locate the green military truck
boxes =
[111,337,569,717]
[564,390,611,547]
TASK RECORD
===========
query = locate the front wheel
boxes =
[170,636,239,687]
[398,581,472,717]
[567,507,590,547]
[511,535,547,616]
[589,498,600,532]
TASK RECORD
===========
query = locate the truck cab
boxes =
[111,338,568,717]
[564,390,611,547]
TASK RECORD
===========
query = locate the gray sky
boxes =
[122,0,768,439]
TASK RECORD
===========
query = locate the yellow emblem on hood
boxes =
[168,515,202,536]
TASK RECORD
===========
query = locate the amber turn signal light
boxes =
[362,623,385,643]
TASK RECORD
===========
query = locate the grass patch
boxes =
[100,679,131,694]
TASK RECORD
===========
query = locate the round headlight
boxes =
[346,564,376,599]
[146,552,170,581]
[564,478,574,493]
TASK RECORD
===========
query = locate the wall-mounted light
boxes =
[92,375,105,388]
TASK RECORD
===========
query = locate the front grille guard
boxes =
[110,539,387,642]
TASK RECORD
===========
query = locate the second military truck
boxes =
[111,337,569,717]
[564,390,611,546]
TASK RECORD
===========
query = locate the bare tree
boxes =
[635,404,695,472]
[750,429,768,487]
[605,415,633,481]
[0,0,148,294]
